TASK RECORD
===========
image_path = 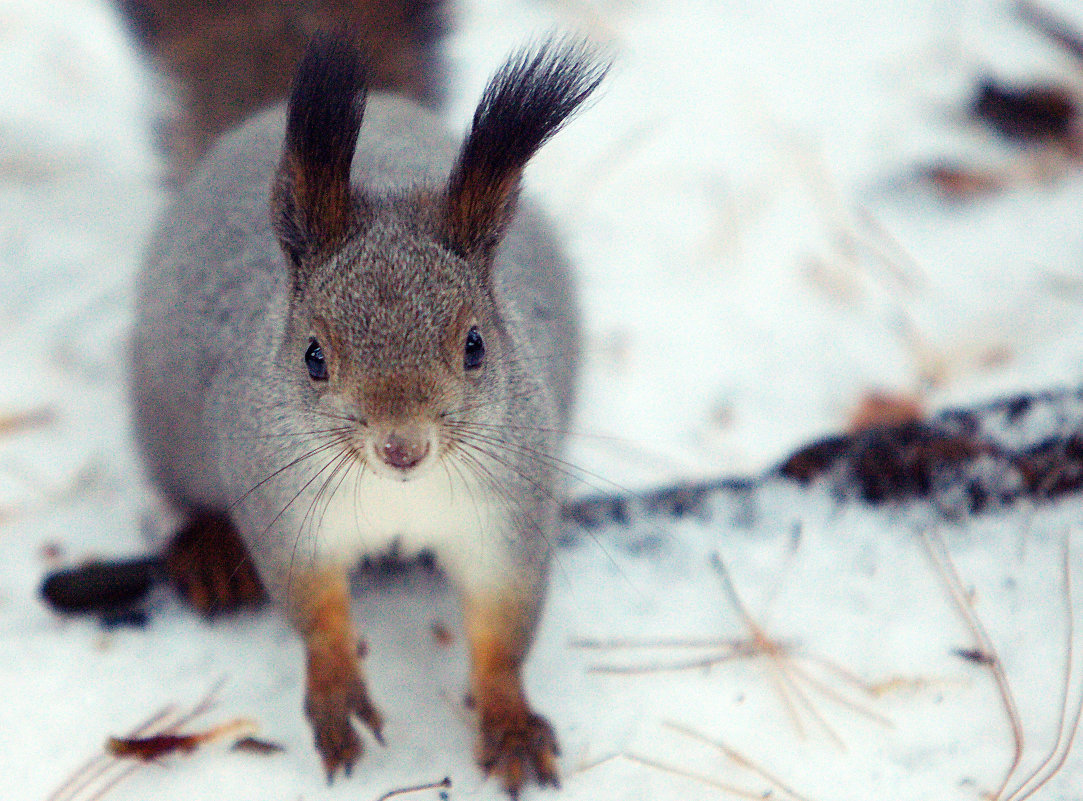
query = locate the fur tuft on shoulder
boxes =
[444,38,609,263]
[273,32,368,269]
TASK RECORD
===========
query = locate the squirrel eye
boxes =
[464,326,485,370]
[305,338,328,381]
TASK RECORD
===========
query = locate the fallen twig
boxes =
[374,776,452,801]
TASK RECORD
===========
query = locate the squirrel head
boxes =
[269,33,606,481]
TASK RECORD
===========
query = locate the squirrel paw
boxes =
[477,708,561,798]
[165,513,265,616]
[305,672,384,782]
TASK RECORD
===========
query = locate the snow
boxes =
[4,0,1083,799]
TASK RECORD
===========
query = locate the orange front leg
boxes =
[290,568,383,782]
[463,590,559,798]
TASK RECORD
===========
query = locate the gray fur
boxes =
[131,91,580,604]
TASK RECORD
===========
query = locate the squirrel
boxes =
[129,24,606,798]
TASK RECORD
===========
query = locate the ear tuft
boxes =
[445,38,608,263]
[273,32,369,268]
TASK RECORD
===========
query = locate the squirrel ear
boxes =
[444,38,608,264]
[272,32,368,268]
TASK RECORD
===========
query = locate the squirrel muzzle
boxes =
[364,419,439,480]
[376,427,433,473]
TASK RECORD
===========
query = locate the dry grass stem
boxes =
[662,720,818,801]
[852,204,929,291]
[571,636,752,651]
[570,750,622,774]
[47,678,229,801]
[919,528,1023,798]
[921,529,1083,800]
[575,552,888,748]
[576,632,762,675]
[585,650,756,675]
[621,752,766,800]
[867,675,955,696]
[782,658,893,729]
[709,551,888,747]
[998,538,1082,801]
[47,706,176,801]
[786,138,926,306]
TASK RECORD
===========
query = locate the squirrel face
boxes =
[269,34,605,484]
[284,210,508,482]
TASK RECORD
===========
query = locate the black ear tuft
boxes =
[273,32,369,268]
[445,38,608,263]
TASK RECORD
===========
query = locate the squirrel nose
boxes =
[377,430,431,471]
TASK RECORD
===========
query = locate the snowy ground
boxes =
[4,0,1083,799]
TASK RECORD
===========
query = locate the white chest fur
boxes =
[311,460,513,583]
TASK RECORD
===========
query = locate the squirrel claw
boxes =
[478,709,561,797]
[311,711,361,783]
[355,691,385,745]
[306,673,383,783]
[371,724,386,747]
